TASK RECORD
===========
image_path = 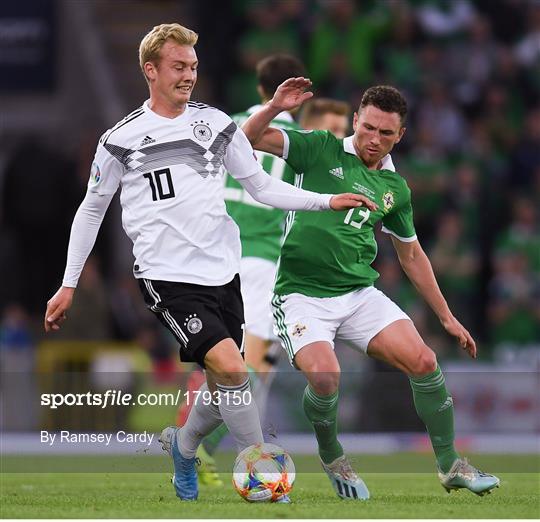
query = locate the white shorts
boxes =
[240,257,278,341]
[271,286,410,364]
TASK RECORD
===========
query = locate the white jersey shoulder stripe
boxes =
[100,106,145,145]
[187,101,210,109]
[101,121,237,177]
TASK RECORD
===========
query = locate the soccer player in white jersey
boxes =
[43,24,374,502]
[242,78,500,500]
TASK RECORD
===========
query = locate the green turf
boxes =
[1,454,539,518]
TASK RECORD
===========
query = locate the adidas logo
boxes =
[140,135,156,146]
[313,420,334,428]
[329,167,344,179]
[438,396,454,412]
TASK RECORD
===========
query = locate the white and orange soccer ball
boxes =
[232,443,295,502]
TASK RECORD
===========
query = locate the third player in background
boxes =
[181,55,353,484]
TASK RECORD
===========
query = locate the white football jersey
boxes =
[88,100,264,286]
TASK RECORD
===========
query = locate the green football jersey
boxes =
[275,130,417,297]
[224,106,300,262]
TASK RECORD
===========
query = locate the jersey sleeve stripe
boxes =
[381,226,417,242]
[187,101,210,109]
[280,128,290,159]
[103,109,145,145]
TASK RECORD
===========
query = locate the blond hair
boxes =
[139,23,198,80]
[300,98,350,125]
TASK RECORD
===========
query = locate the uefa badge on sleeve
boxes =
[89,162,101,186]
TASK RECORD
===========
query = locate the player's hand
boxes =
[440,315,477,358]
[330,193,378,211]
[44,286,75,332]
[269,77,313,112]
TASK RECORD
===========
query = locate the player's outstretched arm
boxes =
[226,110,376,212]
[239,170,378,212]
[390,237,477,358]
[44,191,114,332]
[242,77,313,156]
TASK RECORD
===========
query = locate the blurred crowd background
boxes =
[0,0,538,433]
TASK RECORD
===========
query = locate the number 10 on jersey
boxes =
[143,168,175,201]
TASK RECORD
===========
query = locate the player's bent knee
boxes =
[305,366,340,396]
[210,359,248,384]
[204,342,248,385]
[410,348,437,377]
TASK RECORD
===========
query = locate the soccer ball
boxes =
[232,443,295,502]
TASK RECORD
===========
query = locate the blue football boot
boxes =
[159,426,198,500]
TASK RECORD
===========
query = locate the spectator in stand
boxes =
[228,2,301,111]
[507,107,540,194]
[444,161,482,242]
[496,197,540,272]
[399,125,450,239]
[53,256,112,341]
[479,84,521,154]
[447,15,498,110]
[1,137,80,314]
[0,304,36,430]
[414,0,476,38]
[416,81,467,155]
[109,276,150,341]
[429,211,479,322]
[488,251,540,346]
[307,0,392,98]
[376,4,422,94]
[514,2,540,69]
[0,304,34,358]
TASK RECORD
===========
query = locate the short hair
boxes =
[360,86,407,125]
[256,54,306,99]
[301,98,350,124]
[139,23,198,81]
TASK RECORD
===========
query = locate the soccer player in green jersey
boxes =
[224,55,305,381]
[242,78,500,500]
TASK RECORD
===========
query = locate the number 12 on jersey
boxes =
[143,168,175,201]
[344,208,370,229]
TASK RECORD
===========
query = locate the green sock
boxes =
[302,385,343,464]
[410,365,459,473]
[202,367,261,456]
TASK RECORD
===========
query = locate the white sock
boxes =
[178,381,222,458]
[252,371,275,423]
[216,378,263,451]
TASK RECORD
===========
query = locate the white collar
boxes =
[247,104,294,122]
[143,99,191,123]
[343,135,395,172]
[343,135,356,155]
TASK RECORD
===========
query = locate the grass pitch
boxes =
[1,453,539,518]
